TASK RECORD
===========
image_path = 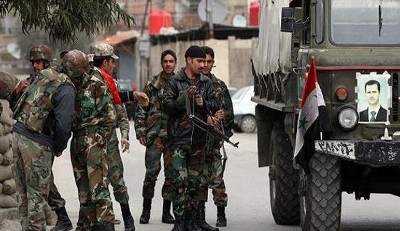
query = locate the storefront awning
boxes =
[97,30,139,45]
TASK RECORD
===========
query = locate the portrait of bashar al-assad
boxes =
[359,79,388,122]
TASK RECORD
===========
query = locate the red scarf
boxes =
[100,68,122,105]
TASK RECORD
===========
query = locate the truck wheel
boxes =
[303,152,341,231]
[269,122,300,225]
[299,170,306,229]
[240,115,256,133]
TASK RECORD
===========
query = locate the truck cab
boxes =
[252,0,400,229]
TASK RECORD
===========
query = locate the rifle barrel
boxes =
[188,115,239,148]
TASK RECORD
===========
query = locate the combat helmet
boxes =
[61,50,90,79]
[29,45,53,63]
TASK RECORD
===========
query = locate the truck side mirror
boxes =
[281,7,296,32]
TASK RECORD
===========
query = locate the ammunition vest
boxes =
[13,68,74,133]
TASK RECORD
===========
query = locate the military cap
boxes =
[94,44,119,59]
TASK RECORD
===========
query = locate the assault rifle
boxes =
[188,114,239,148]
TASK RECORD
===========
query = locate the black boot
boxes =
[184,209,202,231]
[50,207,73,231]
[92,223,115,231]
[139,198,151,224]
[162,200,175,224]
[198,202,219,231]
[171,219,185,231]
[216,206,227,227]
[121,203,135,231]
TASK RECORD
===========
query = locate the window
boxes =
[331,0,400,45]
[315,0,324,44]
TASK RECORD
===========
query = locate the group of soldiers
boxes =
[1,43,234,231]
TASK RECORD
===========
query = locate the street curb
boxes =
[0,208,19,220]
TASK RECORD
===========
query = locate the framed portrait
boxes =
[356,72,391,124]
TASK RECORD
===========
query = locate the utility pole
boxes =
[206,0,214,39]
[141,0,151,36]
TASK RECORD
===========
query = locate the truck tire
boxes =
[299,170,306,229]
[269,122,300,225]
[303,152,341,231]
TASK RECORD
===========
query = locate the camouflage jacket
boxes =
[115,104,129,140]
[72,69,116,137]
[8,73,37,110]
[134,72,169,142]
[14,68,74,134]
[13,67,75,152]
[208,73,234,137]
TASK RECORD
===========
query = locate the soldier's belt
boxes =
[73,127,100,137]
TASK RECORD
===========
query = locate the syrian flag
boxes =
[294,58,331,170]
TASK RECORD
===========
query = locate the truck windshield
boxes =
[331,0,400,45]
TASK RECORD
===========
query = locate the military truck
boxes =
[252,0,400,230]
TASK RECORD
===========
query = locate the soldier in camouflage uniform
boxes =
[92,43,135,231]
[200,46,234,228]
[9,45,74,231]
[163,45,218,231]
[11,49,82,231]
[135,49,177,225]
[69,48,117,231]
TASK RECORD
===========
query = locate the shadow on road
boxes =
[341,220,400,231]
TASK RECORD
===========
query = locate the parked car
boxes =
[118,79,137,120]
[232,85,256,133]
[228,87,238,97]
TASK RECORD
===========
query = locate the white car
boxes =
[232,85,257,133]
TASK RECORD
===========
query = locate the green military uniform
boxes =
[12,67,75,231]
[8,71,67,213]
[107,103,130,205]
[70,68,116,230]
[135,72,173,200]
[163,67,218,226]
[200,74,234,207]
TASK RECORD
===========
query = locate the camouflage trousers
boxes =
[199,147,228,207]
[170,145,207,221]
[142,136,173,201]
[12,132,53,231]
[107,130,129,205]
[70,131,114,230]
[47,155,66,210]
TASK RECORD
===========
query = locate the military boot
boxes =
[198,202,219,231]
[139,198,152,224]
[216,206,227,227]
[121,203,135,231]
[162,200,175,224]
[184,210,202,231]
[50,207,73,231]
[92,223,115,231]
[171,219,185,231]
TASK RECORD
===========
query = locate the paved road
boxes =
[52,122,272,231]
[6,121,400,230]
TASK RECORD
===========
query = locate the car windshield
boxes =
[331,0,400,45]
[232,87,248,100]
[228,87,237,97]
[118,79,131,91]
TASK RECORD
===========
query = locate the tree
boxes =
[0,0,135,43]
